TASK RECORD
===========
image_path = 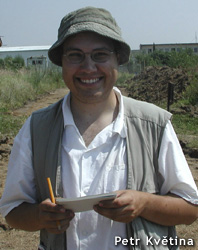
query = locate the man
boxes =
[0,7,198,250]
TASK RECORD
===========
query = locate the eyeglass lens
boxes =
[63,49,114,63]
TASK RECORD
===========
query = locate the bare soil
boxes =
[126,66,191,104]
[0,86,198,249]
[0,88,67,249]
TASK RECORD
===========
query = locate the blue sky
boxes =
[1,0,198,50]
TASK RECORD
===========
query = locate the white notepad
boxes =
[56,192,116,212]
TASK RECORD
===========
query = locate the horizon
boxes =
[1,0,198,50]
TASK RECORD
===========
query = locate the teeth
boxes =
[81,78,99,84]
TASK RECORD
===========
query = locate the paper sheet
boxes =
[56,192,116,212]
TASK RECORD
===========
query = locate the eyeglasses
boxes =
[63,48,114,64]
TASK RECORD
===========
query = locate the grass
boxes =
[171,114,198,149]
[117,70,198,148]
[0,68,65,137]
[0,113,27,137]
[116,72,133,88]
[0,69,197,149]
[171,114,198,135]
[0,68,64,110]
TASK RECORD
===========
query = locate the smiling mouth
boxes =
[78,77,102,84]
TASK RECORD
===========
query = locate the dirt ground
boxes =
[0,87,198,249]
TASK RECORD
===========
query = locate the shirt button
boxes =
[83,187,89,194]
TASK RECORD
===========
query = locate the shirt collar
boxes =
[112,87,127,138]
[62,87,127,138]
[62,92,75,127]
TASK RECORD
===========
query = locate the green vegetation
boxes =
[116,72,133,87]
[131,49,198,107]
[135,49,198,70]
[171,113,198,149]
[0,68,64,110]
[121,49,198,148]
[0,113,27,137]
[0,55,25,70]
[184,74,198,105]
[0,52,197,149]
[0,67,65,136]
[172,114,198,135]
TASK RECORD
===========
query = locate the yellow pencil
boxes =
[47,177,61,230]
[47,177,56,203]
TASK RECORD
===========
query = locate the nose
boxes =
[80,55,97,72]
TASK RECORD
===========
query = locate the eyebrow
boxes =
[63,47,113,52]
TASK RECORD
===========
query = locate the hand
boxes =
[93,190,149,223]
[38,199,75,234]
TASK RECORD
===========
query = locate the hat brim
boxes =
[48,22,131,66]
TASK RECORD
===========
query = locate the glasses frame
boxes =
[63,48,115,64]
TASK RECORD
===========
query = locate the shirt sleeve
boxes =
[158,120,198,205]
[0,116,37,217]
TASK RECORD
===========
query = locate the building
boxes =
[140,43,198,54]
[0,45,52,68]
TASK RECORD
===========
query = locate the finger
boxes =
[46,213,75,234]
[94,205,134,223]
[98,199,116,208]
[93,204,125,218]
[98,196,128,209]
[40,200,66,213]
[56,210,75,223]
[43,209,74,222]
[95,200,136,217]
[110,211,135,223]
[59,217,73,230]
[38,208,74,231]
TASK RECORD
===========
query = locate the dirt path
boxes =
[0,87,198,249]
[0,88,68,250]
[13,88,68,117]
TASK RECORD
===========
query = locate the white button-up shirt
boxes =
[62,88,127,250]
[0,87,198,250]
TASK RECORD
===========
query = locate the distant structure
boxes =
[1,43,198,70]
[0,45,53,68]
[140,43,198,54]
[0,37,3,47]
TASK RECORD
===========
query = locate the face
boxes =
[61,32,119,105]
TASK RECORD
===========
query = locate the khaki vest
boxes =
[31,96,178,250]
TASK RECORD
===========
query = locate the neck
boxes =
[70,89,118,122]
[70,89,119,145]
